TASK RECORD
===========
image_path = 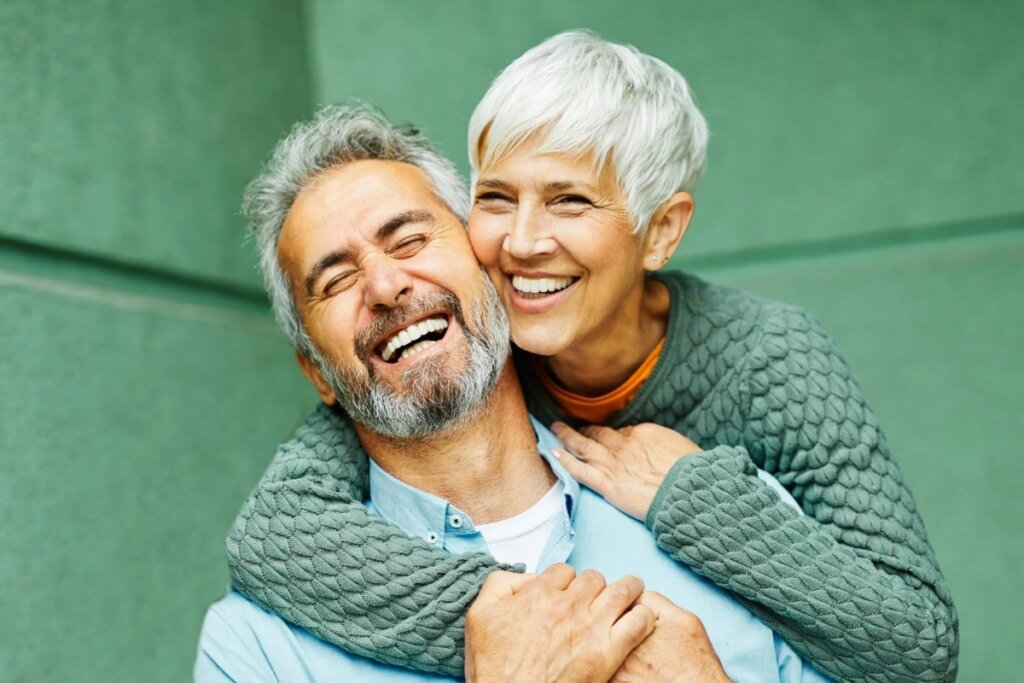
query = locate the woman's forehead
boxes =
[478,138,622,195]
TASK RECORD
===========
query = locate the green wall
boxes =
[0,2,314,681]
[2,1,1022,681]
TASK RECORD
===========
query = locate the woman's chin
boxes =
[510,328,572,358]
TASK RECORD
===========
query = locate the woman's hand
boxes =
[551,422,702,521]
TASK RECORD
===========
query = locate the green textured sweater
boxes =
[226,272,958,682]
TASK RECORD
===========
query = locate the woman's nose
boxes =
[504,207,558,259]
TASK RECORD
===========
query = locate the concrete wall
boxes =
[0,2,314,681]
[2,1,1021,680]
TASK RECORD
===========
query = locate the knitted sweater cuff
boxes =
[646,452,696,529]
[645,446,757,530]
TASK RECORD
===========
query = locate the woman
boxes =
[228,31,956,682]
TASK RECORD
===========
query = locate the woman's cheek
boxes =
[467,216,502,266]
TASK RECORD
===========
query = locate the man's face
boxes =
[278,160,510,438]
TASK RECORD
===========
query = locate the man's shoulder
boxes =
[195,591,453,682]
[204,590,275,632]
[195,592,280,682]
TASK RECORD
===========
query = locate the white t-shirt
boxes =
[476,481,565,572]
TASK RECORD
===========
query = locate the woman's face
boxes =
[468,139,651,357]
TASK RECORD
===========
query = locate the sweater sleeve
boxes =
[645,307,958,683]
[224,403,507,677]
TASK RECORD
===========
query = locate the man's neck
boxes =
[355,363,556,524]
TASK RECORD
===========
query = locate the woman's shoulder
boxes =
[658,270,820,334]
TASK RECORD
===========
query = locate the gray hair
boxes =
[468,30,709,234]
[242,103,470,354]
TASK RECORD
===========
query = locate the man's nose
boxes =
[504,205,558,259]
[362,255,413,311]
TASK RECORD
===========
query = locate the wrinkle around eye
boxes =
[388,238,426,259]
[475,191,515,205]
[474,202,515,216]
[552,194,594,206]
[321,271,357,298]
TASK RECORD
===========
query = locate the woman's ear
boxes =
[296,350,338,406]
[642,192,695,269]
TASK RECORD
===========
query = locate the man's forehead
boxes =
[299,160,436,225]
[280,162,435,254]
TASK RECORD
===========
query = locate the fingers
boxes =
[550,422,607,463]
[535,562,577,591]
[553,448,608,492]
[636,591,705,633]
[565,568,607,604]
[593,575,653,667]
[608,603,656,660]
[634,590,680,620]
[579,424,628,449]
[590,574,645,623]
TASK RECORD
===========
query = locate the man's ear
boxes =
[642,191,695,269]
[295,351,338,405]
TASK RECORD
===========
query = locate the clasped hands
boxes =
[465,564,731,683]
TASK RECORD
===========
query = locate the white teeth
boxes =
[380,316,449,362]
[398,339,439,362]
[511,275,574,295]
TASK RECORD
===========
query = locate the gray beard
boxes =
[310,273,511,439]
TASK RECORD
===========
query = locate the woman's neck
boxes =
[545,277,670,396]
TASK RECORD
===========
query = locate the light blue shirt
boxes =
[196,418,831,682]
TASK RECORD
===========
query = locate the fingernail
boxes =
[551,448,562,459]
[551,421,565,432]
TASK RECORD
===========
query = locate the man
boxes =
[195,105,829,682]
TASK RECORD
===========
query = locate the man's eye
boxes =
[390,235,426,258]
[323,272,356,296]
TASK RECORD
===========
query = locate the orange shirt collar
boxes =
[537,338,666,424]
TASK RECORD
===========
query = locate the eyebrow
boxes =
[476,178,596,193]
[543,181,582,192]
[476,178,514,191]
[302,209,434,297]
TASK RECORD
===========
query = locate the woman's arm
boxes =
[551,308,958,683]
[225,403,506,677]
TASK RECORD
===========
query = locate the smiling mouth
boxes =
[376,315,450,363]
[510,275,578,300]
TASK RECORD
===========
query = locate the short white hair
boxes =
[243,103,470,355]
[468,30,709,234]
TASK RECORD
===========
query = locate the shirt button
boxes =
[426,531,440,544]
[449,515,463,528]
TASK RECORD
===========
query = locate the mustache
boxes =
[353,291,466,362]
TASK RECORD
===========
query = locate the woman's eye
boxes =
[475,192,513,203]
[553,194,592,206]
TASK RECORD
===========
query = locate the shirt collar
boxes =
[367,416,580,547]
